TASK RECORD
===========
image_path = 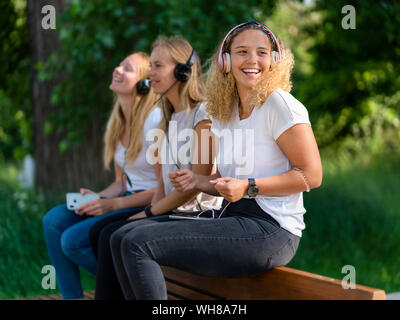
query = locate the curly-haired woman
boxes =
[110,22,322,300]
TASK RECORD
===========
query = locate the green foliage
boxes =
[0,0,31,160]
[41,0,275,152]
[0,160,95,299]
[288,148,400,293]
[4,0,397,157]
[295,0,400,148]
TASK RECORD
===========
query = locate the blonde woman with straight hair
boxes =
[42,52,162,300]
[90,36,220,300]
[109,22,322,300]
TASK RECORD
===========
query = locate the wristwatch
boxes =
[247,178,259,198]
[144,205,154,217]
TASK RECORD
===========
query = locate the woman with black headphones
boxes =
[109,22,322,300]
[42,52,161,299]
[89,36,219,299]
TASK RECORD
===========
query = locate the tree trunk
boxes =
[27,0,112,194]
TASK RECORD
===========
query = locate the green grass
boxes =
[1,149,400,299]
[0,162,95,299]
[287,151,400,293]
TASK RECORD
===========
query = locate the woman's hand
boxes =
[79,188,96,195]
[168,169,198,192]
[210,177,248,202]
[127,211,146,220]
[75,198,116,217]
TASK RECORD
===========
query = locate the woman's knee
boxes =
[60,226,87,258]
[60,229,75,257]
[109,230,130,271]
[120,225,152,258]
[42,204,69,231]
[109,227,126,254]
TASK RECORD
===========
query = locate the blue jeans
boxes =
[42,198,144,299]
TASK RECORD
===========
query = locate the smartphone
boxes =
[169,213,213,221]
[66,193,100,211]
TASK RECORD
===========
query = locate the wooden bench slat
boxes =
[166,279,221,300]
[161,266,386,300]
[167,293,183,300]
[82,290,95,300]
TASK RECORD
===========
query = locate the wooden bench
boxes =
[161,266,386,300]
[19,266,386,300]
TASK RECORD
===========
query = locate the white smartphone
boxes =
[66,193,100,211]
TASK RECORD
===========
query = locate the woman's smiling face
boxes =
[230,29,272,92]
[109,54,141,95]
[148,46,177,95]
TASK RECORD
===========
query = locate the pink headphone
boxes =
[217,21,282,74]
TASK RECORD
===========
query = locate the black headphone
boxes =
[136,49,197,95]
[174,49,198,82]
[136,78,151,95]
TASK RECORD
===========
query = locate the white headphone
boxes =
[217,21,282,74]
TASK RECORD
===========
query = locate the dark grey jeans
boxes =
[110,199,300,300]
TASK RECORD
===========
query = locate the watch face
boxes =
[248,186,258,197]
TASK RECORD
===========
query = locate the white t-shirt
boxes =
[114,107,162,192]
[159,102,222,211]
[211,88,311,237]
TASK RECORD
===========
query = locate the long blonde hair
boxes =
[206,24,294,123]
[151,36,206,132]
[104,52,157,169]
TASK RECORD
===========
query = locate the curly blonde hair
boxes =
[206,24,294,123]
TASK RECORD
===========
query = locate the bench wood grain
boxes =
[162,266,386,300]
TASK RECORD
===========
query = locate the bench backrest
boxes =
[161,266,386,300]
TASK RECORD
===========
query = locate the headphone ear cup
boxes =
[136,78,151,94]
[174,63,192,82]
[224,52,231,73]
[218,52,224,72]
[271,51,280,64]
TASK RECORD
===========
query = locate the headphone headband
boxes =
[217,21,281,73]
[186,49,197,67]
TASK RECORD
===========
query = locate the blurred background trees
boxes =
[1,0,399,191]
[298,0,400,154]
[22,0,277,192]
[0,1,31,161]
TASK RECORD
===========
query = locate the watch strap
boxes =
[247,178,258,198]
[144,205,154,217]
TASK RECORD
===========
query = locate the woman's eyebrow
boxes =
[233,45,270,50]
